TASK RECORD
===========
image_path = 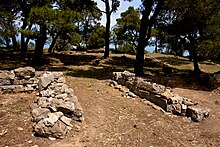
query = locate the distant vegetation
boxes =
[0,0,219,76]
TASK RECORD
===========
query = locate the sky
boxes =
[96,0,142,27]
[95,0,156,52]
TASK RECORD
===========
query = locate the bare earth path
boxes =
[0,76,220,147]
[51,77,220,147]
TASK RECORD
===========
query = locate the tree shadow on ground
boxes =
[0,51,217,91]
[50,53,97,66]
[155,56,191,65]
[65,67,123,80]
[104,56,135,68]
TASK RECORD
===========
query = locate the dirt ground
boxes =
[0,76,220,147]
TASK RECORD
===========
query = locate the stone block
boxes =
[186,106,211,122]
[149,94,167,110]
[31,108,50,122]
[0,70,15,79]
[38,72,54,90]
[152,83,166,94]
[0,85,24,92]
[57,102,75,113]
[125,80,134,90]
[138,90,150,100]
[14,67,35,78]
[0,79,11,85]
[112,72,122,81]
[136,79,154,91]
[121,71,135,80]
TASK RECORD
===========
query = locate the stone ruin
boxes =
[109,71,211,122]
[0,67,83,139]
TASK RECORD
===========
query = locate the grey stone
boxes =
[149,94,167,110]
[31,108,50,122]
[166,104,174,112]
[108,80,118,87]
[57,76,66,83]
[172,103,182,114]
[57,102,75,113]
[187,106,211,122]
[13,78,38,85]
[34,119,68,138]
[37,97,47,106]
[14,67,35,78]
[0,70,15,79]
[113,72,122,81]
[138,90,150,99]
[0,85,24,92]
[40,89,55,97]
[43,112,63,127]
[121,71,135,80]
[181,104,187,115]
[128,92,137,98]
[125,80,134,90]
[55,93,68,100]
[52,72,64,79]
[169,94,183,104]
[0,79,11,85]
[136,80,154,91]
[24,84,37,91]
[119,86,129,93]
[60,116,72,127]
[152,83,166,93]
[38,72,54,89]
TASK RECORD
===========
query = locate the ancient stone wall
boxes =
[110,71,210,122]
[0,67,83,139]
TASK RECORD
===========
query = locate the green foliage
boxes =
[158,0,220,59]
[87,24,106,49]
[117,43,135,54]
[113,6,140,52]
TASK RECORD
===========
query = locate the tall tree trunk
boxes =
[104,0,111,58]
[48,34,59,53]
[31,25,47,66]
[134,6,152,76]
[11,35,18,51]
[134,0,163,76]
[189,49,201,75]
[21,19,27,56]
[5,36,10,48]
[154,40,158,53]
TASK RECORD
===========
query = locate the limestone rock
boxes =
[32,108,50,122]
[38,72,54,89]
[0,85,24,92]
[187,106,211,122]
[57,102,75,113]
[113,72,122,81]
[40,89,55,97]
[127,92,137,98]
[0,70,15,79]
[43,112,63,127]
[108,80,118,87]
[60,116,73,127]
[14,67,35,78]
[34,119,68,138]
[55,93,68,100]
[52,72,64,79]
[0,79,11,85]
